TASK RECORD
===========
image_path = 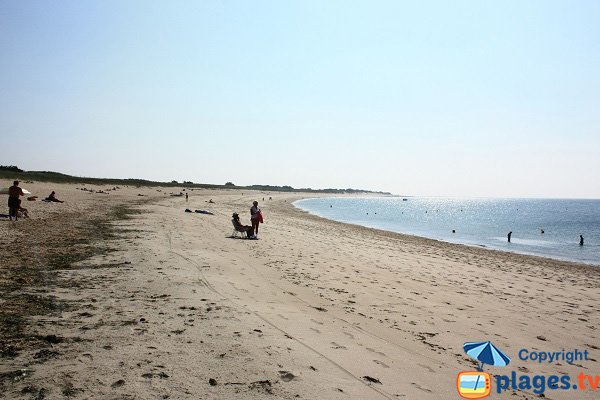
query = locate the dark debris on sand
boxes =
[0,204,143,395]
[362,375,382,384]
[249,379,274,394]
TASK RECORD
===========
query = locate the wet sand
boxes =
[1,183,599,399]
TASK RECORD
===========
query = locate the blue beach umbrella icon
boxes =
[464,341,511,371]
[463,341,511,392]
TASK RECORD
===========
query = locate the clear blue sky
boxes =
[1,1,599,197]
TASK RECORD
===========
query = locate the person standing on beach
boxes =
[8,180,24,221]
[507,231,512,243]
[250,201,261,236]
[580,235,584,246]
[185,192,188,202]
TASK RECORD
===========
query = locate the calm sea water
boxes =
[294,197,600,266]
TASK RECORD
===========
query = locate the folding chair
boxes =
[231,220,247,238]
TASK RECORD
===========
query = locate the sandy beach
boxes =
[1,182,599,399]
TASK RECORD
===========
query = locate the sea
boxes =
[294,197,600,266]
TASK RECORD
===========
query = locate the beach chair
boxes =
[231,219,247,238]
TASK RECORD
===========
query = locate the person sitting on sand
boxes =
[44,191,64,203]
[232,213,256,239]
[17,206,29,219]
[8,180,24,220]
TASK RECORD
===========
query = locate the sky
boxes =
[1,1,599,198]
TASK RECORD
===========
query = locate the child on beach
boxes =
[18,207,29,219]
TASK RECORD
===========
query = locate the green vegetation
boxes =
[0,201,145,395]
[0,165,23,173]
[0,166,391,195]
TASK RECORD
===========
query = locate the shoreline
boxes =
[2,183,599,399]
[293,197,600,268]
[291,197,599,278]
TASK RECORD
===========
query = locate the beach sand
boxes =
[1,183,599,399]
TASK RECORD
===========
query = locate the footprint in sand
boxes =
[411,382,432,392]
[366,347,387,357]
[278,371,297,382]
[417,363,435,373]
[331,342,347,350]
[373,360,390,368]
